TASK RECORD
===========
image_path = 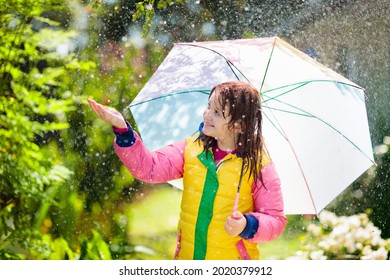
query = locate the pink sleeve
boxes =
[247,162,287,243]
[114,133,185,183]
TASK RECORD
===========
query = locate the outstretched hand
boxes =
[224,211,247,237]
[88,98,127,129]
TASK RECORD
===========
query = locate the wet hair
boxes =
[197,81,264,181]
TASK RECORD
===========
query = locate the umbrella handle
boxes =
[232,162,244,215]
[232,192,240,214]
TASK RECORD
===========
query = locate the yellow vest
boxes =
[175,137,262,260]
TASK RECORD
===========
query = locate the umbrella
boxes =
[127,36,375,215]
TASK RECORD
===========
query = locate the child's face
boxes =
[202,91,238,149]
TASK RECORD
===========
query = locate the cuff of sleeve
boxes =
[113,121,136,147]
[239,214,259,239]
[113,126,128,134]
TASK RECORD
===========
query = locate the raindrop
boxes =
[374,144,388,155]
[202,22,215,36]
[354,190,363,199]
[124,245,132,253]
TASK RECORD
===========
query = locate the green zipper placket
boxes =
[193,150,218,260]
[193,151,234,259]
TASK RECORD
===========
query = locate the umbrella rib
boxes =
[262,79,363,102]
[259,37,277,94]
[265,90,375,165]
[128,89,210,107]
[289,141,319,215]
[262,110,288,140]
[177,43,253,84]
[226,60,251,83]
[257,41,319,211]
[262,78,372,214]
[263,106,312,117]
[293,104,374,164]
[262,105,319,214]
[262,81,309,102]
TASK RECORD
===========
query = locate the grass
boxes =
[259,231,304,260]
[125,185,306,260]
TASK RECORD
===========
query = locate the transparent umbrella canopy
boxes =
[128,37,375,215]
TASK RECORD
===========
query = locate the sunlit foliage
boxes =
[0,0,94,259]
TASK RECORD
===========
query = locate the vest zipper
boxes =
[215,158,232,172]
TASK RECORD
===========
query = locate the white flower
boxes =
[327,238,339,254]
[310,250,327,260]
[362,245,373,256]
[344,232,353,243]
[371,247,388,260]
[345,238,357,254]
[293,211,390,260]
[331,224,349,238]
[355,227,370,243]
[318,240,331,251]
[371,235,384,247]
[286,251,309,260]
[355,242,363,250]
[361,247,388,260]
[319,211,338,227]
[307,224,322,236]
[346,215,360,229]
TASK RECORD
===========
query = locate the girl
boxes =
[88,81,287,260]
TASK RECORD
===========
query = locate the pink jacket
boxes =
[114,133,287,244]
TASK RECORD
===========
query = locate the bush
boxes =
[290,211,390,260]
[0,0,94,259]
